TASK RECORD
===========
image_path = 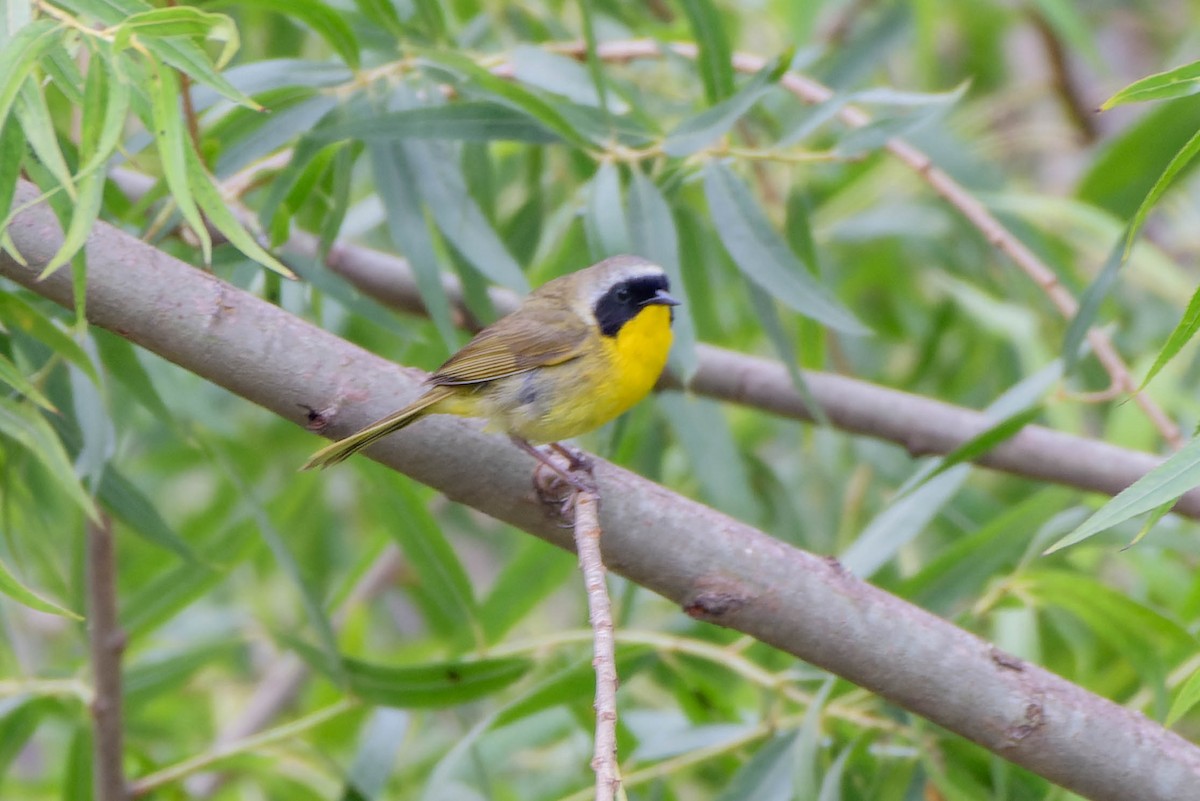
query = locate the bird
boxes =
[302,254,680,486]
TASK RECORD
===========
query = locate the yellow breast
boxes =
[485,304,674,443]
[598,304,674,416]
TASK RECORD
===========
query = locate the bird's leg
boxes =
[510,436,595,495]
[549,442,593,473]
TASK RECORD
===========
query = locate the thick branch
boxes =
[87,513,127,801]
[253,201,1200,520]
[5,183,1200,800]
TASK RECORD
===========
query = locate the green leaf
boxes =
[1046,434,1200,553]
[745,281,826,427]
[416,49,593,150]
[0,19,59,130]
[510,46,625,112]
[374,474,480,648]
[0,552,81,619]
[0,353,55,411]
[369,142,458,349]
[1062,232,1125,375]
[98,467,197,562]
[404,138,529,292]
[0,293,99,385]
[214,0,360,68]
[1103,59,1200,109]
[311,102,560,144]
[663,53,789,157]
[1140,286,1200,391]
[657,392,756,522]
[585,161,630,257]
[342,708,410,801]
[112,6,235,62]
[628,168,698,383]
[479,539,576,645]
[0,112,25,226]
[40,168,104,278]
[292,639,532,708]
[183,144,296,278]
[842,465,970,579]
[148,63,211,264]
[1166,665,1200,726]
[0,398,99,522]
[703,162,868,334]
[1126,125,1200,254]
[93,331,171,422]
[15,80,75,200]
[714,731,798,801]
[900,405,1043,498]
[680,0,734,104]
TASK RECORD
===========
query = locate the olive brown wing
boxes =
[428,306,590,386]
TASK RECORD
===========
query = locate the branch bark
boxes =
[6,182,1200,800]
[87,513,127,801]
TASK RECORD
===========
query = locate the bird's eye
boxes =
[615,286,631,303]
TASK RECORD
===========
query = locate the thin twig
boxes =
[87,513,128,801]
[569,483,620,801]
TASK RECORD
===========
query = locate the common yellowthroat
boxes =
[302,255,680,477]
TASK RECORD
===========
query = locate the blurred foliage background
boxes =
[3,0,1200,799]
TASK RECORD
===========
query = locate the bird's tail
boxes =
[301,388,452,470]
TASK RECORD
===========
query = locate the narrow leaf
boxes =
[0,19,59,129]
[628,169,698,382]
[149,63,211,263]
[1140,285,1200,391]
[585,161,630,256]
[704,162,867,334]
[0,113,25,226]
[1046,435,1200,553]
[0,293,99,384]
[714,731,798,801]
[1126,125,1200,254]
[41,168,104,277]
[369,142,458,349]
[311,102,559,144]
[0,353,55,411]
[0,553,81,619]
[15,80,75,199]
[416,49,593,150]
[841,466,970,579]
[405,138,529,292]
[1062,233,1125,374]
[663,53,789,157]
[0,398,99,521]
[1103,59,1200,109]
[479,539,575,645]
[374,474,480,647]
[183,145,296,278]
[292,639,531,708]
[210,0,357,68]
[1167,665,1200,726]
[680,0,734,103]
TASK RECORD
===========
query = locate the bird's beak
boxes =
[644,289,681,307]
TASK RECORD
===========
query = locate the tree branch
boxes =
[543,38,1180,449]
[87,512,127,801]
[108,168,1197,518]
[6,183,1200,800]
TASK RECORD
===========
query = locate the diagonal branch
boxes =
[6,183,1200,801]
[544,38,1180,449]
